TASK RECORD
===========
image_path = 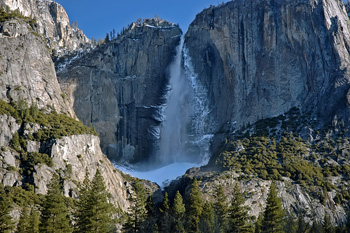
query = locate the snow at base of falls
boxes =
[116,162,205,188]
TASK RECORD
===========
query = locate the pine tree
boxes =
[74,169,91,232]
[254,214,263,233]
[214,185,228,232]
[159,192,171,233]
[104,33,110,43]
[229,183,252,233]
[85,169,116,233]
[186,178,204,233]
[261,182,284,233]
[40,173,72,233]
[123,179,148,233]
[199,201,215,233]
[17,206,39,233]
[11,131,20,150]
[16,206,30,233]
[0,184,14,233]
[142,196,159,233]
[28,208,40,233]
[172,190,186,233]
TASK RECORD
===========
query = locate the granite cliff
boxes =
[2,0,350,228]
[0,1,133,213]
[0,0,90,57]
[185,0,350,135]
[58,19,182,163]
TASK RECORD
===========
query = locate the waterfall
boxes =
[156,36,213,166]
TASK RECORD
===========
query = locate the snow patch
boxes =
[117,162,202,187]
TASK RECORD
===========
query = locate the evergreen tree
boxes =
[229,183,252,233]
[142,196,159,233]
[40,173,72,233]
[261,182,284,233]
[104,33,110,43]
[123,179,148,233]
[0,184,14,233]
[74,169,91,232]
[28,208,40,233]
[186,178,204,233]
[283,214,297,233]
[11,131,20,150]
[199,201,215,233]
[16,206,30,233]
[172,190,186,233]
[254,214,263,233]
[85,169,116,232]
[159,192,171,233]
[214,185,228,232]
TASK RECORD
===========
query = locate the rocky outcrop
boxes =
[0,0,90,57]
[58,19,182,163]
[166,169,347,225]
[185,0,350,134]
[0,9,133,211]
[33,134,129,209]
[0,19,75,116]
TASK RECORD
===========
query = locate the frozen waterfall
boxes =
[156,36,213,166]
[117,36,213,186]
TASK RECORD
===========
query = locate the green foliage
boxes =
[213,185,228,232]
[199,201,215,233]
[16,206,30,233]
[142,196,159,233]
[159,192,171,233]
[0,99,97,144]
[74,170,91,232]
[31,110,98,141]
[28,208,40,233]
[215,133,333,187]
[261,182,284,233]
[0,184,14,233]
[74,169,116,233]
[5,185,42,207]
[123,180,148,233]
[40,173,72,233]
[172,190,186,233]
[11,131,20,151]
[0,6,37,28]
[229,183,252,233]
[254,214,263,233]
[21,152,53,175]
[186,178,204,233]
[87,169,116,232]
[0,99,20,120]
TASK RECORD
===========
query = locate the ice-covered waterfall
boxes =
[117,37,213,186]
[157,36,213,166]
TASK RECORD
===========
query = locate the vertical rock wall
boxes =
[58,20,182,163]
[185,0,350,133]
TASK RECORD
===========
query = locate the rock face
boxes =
[166,169,346,225]
[33,134,129,209]
[58,19,182,163]
[0,7,132,211]
[0,0,90,57]
[185,0,350,133]
[0,19,75,116]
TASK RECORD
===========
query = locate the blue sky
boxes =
[55,0,230,40]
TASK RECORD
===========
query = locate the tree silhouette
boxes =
[261,182,284,233]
